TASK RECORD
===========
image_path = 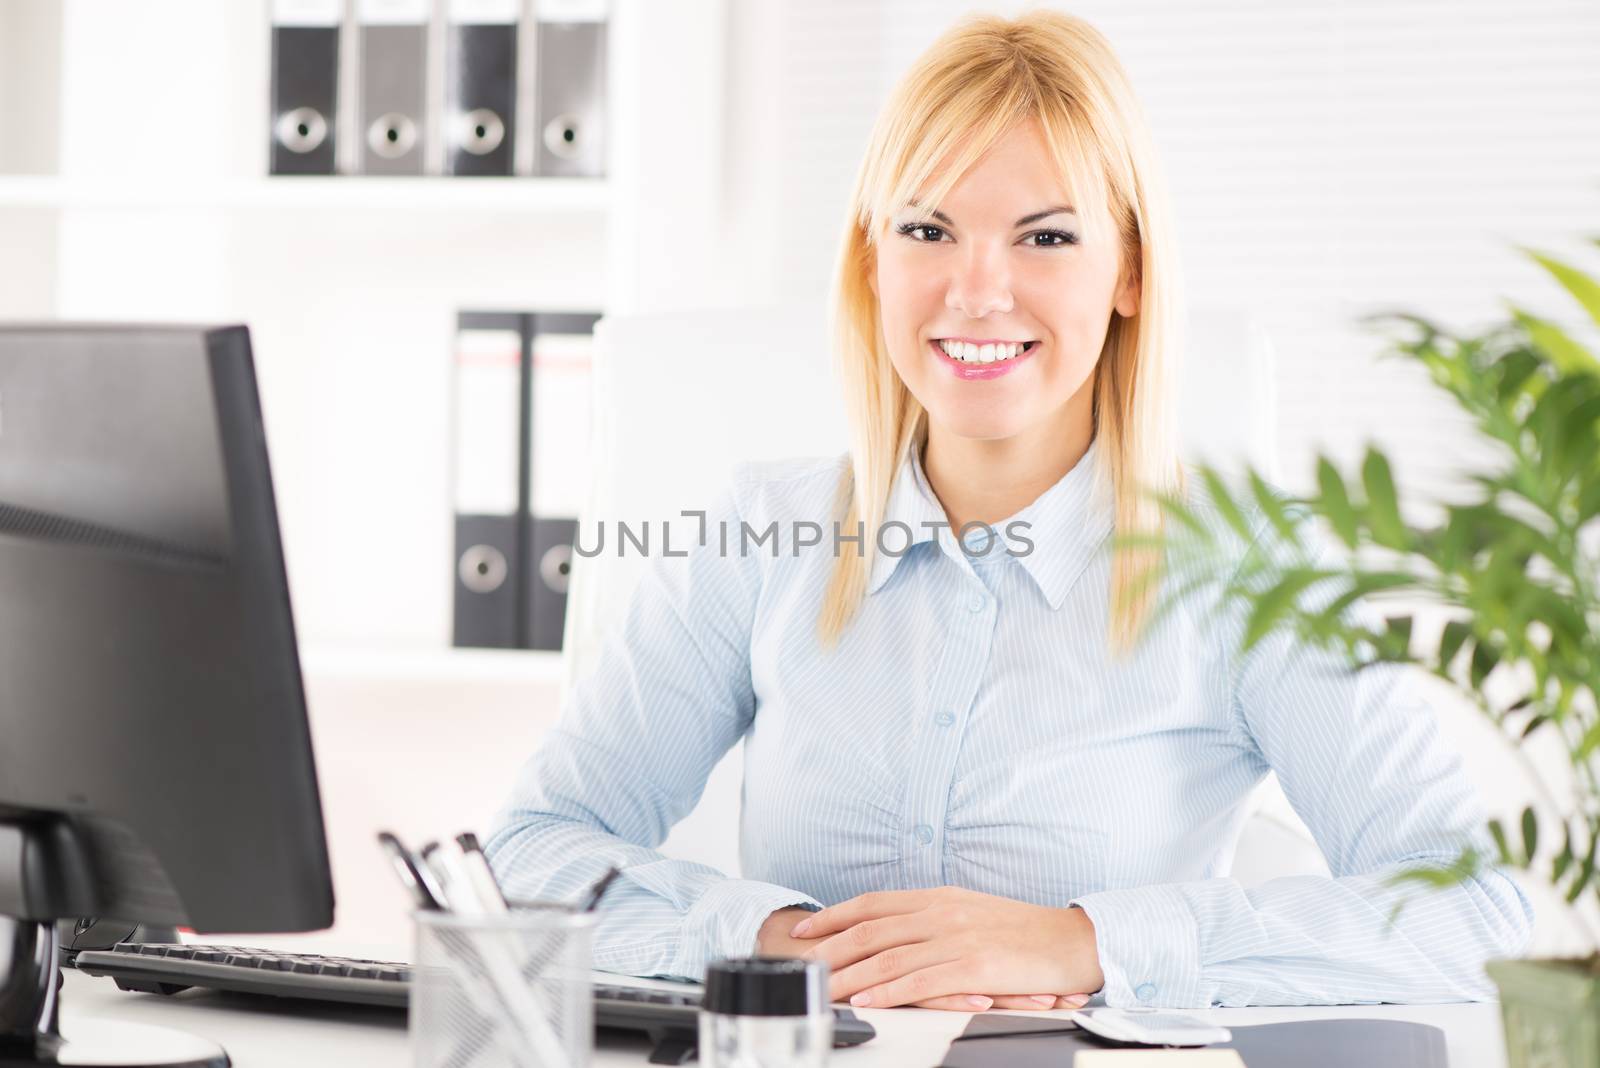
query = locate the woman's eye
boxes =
[1028,229,1079,248]
[896,222,948,242]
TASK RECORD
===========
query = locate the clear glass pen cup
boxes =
[410,905,598,1068]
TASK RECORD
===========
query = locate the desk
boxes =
[60,969,1508,1067]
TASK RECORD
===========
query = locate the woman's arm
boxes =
[1069,519,1535,1008]
[483,472,822,980]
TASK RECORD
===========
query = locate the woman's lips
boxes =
[929,339,1036,380]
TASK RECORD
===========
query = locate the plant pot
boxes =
[1486,957,1600,1068]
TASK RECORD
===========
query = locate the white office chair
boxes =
[559,303,1326,887]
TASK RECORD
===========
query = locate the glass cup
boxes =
[410,906,597,1068]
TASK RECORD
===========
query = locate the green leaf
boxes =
[1316,459,1360,546]
[1437,619,1473,673]
[1382,614,1414,659]
[1565,848,1595,904]
[1577,720,1600,761]
[1248,470,1300,544]
[1521,247,1600,333]
[1154,492,1211,540]
[1470,639,1501,689]
[1200,467,1255,543]
[1241,568,1332,652]
[1491,340,1550,401]
[1552,827,1575,883]
[1361,448,1409,548]
[1511,306,1600,375]
[1521,807,1539,866]
[1488,818,1513,866]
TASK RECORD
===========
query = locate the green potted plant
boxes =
[1128,240,1600,1067]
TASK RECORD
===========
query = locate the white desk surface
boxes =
[61,967,1508,1068]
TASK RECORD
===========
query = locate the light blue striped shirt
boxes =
[485,438,1533,1007]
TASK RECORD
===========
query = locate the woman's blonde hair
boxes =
[817,8,1185,654]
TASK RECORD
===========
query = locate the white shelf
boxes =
[0,175,610,212]
[299,644,567,686]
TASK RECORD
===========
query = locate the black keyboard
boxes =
[73,943,874,1065]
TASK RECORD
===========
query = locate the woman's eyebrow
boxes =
[906,202,1076,227]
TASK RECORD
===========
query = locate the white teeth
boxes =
[938,339,1029,364]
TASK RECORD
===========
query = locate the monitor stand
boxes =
[0,820,229,1067]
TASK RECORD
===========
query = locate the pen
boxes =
[419,841,463,912]
[376,830,443,912]
[579,866,622,913]
[454,832,511,914]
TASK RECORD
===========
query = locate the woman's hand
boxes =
[756,904,1087,1012]
[780,887,1104,1011]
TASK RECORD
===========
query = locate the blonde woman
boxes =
[487,10,1531,1011]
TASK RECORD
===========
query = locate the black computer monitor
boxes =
[0,324,333,1067]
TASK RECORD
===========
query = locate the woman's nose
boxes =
[944,244,1014,319]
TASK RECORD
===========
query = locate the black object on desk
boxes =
[939,1011,1448,1068]
[0,324,334,1067]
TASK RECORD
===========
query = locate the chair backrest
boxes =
[559,303,1322,883]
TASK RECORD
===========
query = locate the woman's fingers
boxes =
[910,994,996,1011]
[791,890,933,939]
[802,913,929,975]
[988,994,1065,1010]
[846,959,982,1009]
[905,992,1088,1012]
[829,940,956,1004]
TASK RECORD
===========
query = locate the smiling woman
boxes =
[485,9,1531,1018]
[819,15,1182,658]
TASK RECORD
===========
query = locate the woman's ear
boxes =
[1113,268,1140,318]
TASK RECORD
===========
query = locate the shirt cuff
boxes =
[671,879,823,981]
[1069,885,1205,1008]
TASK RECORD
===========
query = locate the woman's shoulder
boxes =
[726,451,852,526]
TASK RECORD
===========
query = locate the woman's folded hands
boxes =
[756,886,1103,1012]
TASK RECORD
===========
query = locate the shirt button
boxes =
[914,824,934,845]
[933,710,956,727]
[1135,982,1157,1002]
[967,594,985,613]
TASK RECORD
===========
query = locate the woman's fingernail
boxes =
[790,918,813,937]
[967,995,992,1009]
[850,992,872,1007]
[1063,994,1091,1008]
[1032,995,1056,1006]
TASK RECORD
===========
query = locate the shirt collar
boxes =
[866,437,1113,610]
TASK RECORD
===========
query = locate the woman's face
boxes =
[872,119,1138,444]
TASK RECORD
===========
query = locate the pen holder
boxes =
[411,906,597,1068]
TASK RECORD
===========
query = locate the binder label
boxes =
[356,0,430,23]
[449,0,520,21]
[453,328,524,516]
[536,0,609,22]
[272,0,342,26]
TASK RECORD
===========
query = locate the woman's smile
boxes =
[929,337,1039,381]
